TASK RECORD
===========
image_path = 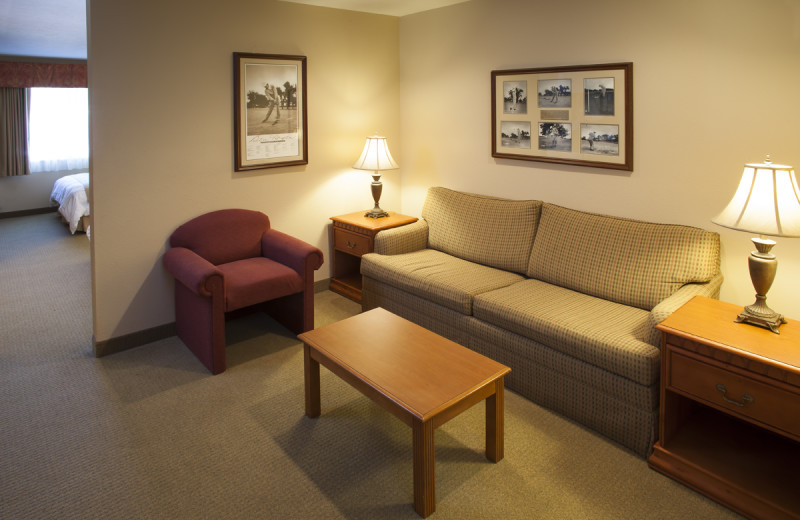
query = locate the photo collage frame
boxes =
[491,63,633,171]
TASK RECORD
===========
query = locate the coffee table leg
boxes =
[485,377,505,462]
[412,418,435,518]
[304,344,320,418]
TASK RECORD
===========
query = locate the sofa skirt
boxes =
[363,275,658,458]
[468,319,658,458]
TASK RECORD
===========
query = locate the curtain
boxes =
[0,88,30,177]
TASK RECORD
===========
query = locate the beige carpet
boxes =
[0,213,743,519]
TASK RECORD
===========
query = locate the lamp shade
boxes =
[352,135,399,171]
[712,158,800,238]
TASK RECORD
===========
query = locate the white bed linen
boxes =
[50,172,90,234]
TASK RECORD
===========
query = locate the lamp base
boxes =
[734,238,786,333]
[364,172,389,218]
[364,207,389,219]
[735,297,787,334]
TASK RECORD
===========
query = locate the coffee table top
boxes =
[299,308,510,422]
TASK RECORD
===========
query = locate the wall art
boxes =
[491,62,632,171]
[234,53,307,171]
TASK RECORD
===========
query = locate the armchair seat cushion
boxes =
[219,257,304,312]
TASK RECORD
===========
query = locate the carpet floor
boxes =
[0,213,743,519]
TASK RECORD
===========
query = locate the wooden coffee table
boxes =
[298,307,510,518]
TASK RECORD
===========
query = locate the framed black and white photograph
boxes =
[503,81,527,114]
[580,124,619,156]
[500,121,531,149]
[538,122,572,151]
[234,52,307,171]
[584,77,614,115]
[538,79,571,108]
[491,62,632,171]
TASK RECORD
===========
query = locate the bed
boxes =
[50,172,90,234]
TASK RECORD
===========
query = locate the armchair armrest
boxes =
[262,229,324,278]
[163,247,223,297]
[646,272,725,345]
[374,219,429,255]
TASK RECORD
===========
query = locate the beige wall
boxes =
[398,0,800,320]
[89,0,800,345]
[0,170,80,213]
[88,0,400,341]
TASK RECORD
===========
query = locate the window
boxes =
[28,87,89,173]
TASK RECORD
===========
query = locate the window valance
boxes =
[0,61,87,88]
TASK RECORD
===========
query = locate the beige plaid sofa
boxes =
[361,187,722,457]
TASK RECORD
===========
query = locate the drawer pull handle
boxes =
[715,383,754,407]
[346,240,357,249]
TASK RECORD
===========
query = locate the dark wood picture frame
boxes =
[234,52,308,171]
[491,62,633,171]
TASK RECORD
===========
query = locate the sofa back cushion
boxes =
[422,187,541,274]
[170,209,270,266]
[527,204,721,311]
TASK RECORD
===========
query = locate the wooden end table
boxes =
[299,308,510,518]
[329,211,418,302]
[649,296,800,520]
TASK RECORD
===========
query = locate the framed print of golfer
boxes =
[500,121,531,149]
[581,124,619,156]
[503,81,527,114]
[491,62,632,171]
[537,79,571,108]
[234,53,307,171]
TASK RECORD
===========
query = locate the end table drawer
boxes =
[334,229,371,257]
[669,349,800,437]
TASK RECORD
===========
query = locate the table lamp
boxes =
[352,135,399,218]
[712,156,800,333]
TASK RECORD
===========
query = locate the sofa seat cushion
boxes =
[219,257,303,312]
[361,249,524,315]
[473,279,659,386]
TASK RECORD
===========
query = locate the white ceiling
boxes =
[0,0,469,60]
[0,0,87,59]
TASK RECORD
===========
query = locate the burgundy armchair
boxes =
[162,209,324,374]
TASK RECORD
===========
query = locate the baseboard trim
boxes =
[93,322,177,358]
[314,278,330,293]
[93,281,331,357]
[0,207,58,219]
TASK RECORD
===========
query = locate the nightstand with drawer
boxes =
[329,211,418,303]
[649,296,800,520]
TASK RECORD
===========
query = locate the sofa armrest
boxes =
[163,247,223,297]
[374,220,429,255]
[262,229,324,278]
[646,272,725,345]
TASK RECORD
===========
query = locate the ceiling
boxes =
[0,0,469,60]
[0,0,87,59]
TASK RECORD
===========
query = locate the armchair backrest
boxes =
[169,209,270,265]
